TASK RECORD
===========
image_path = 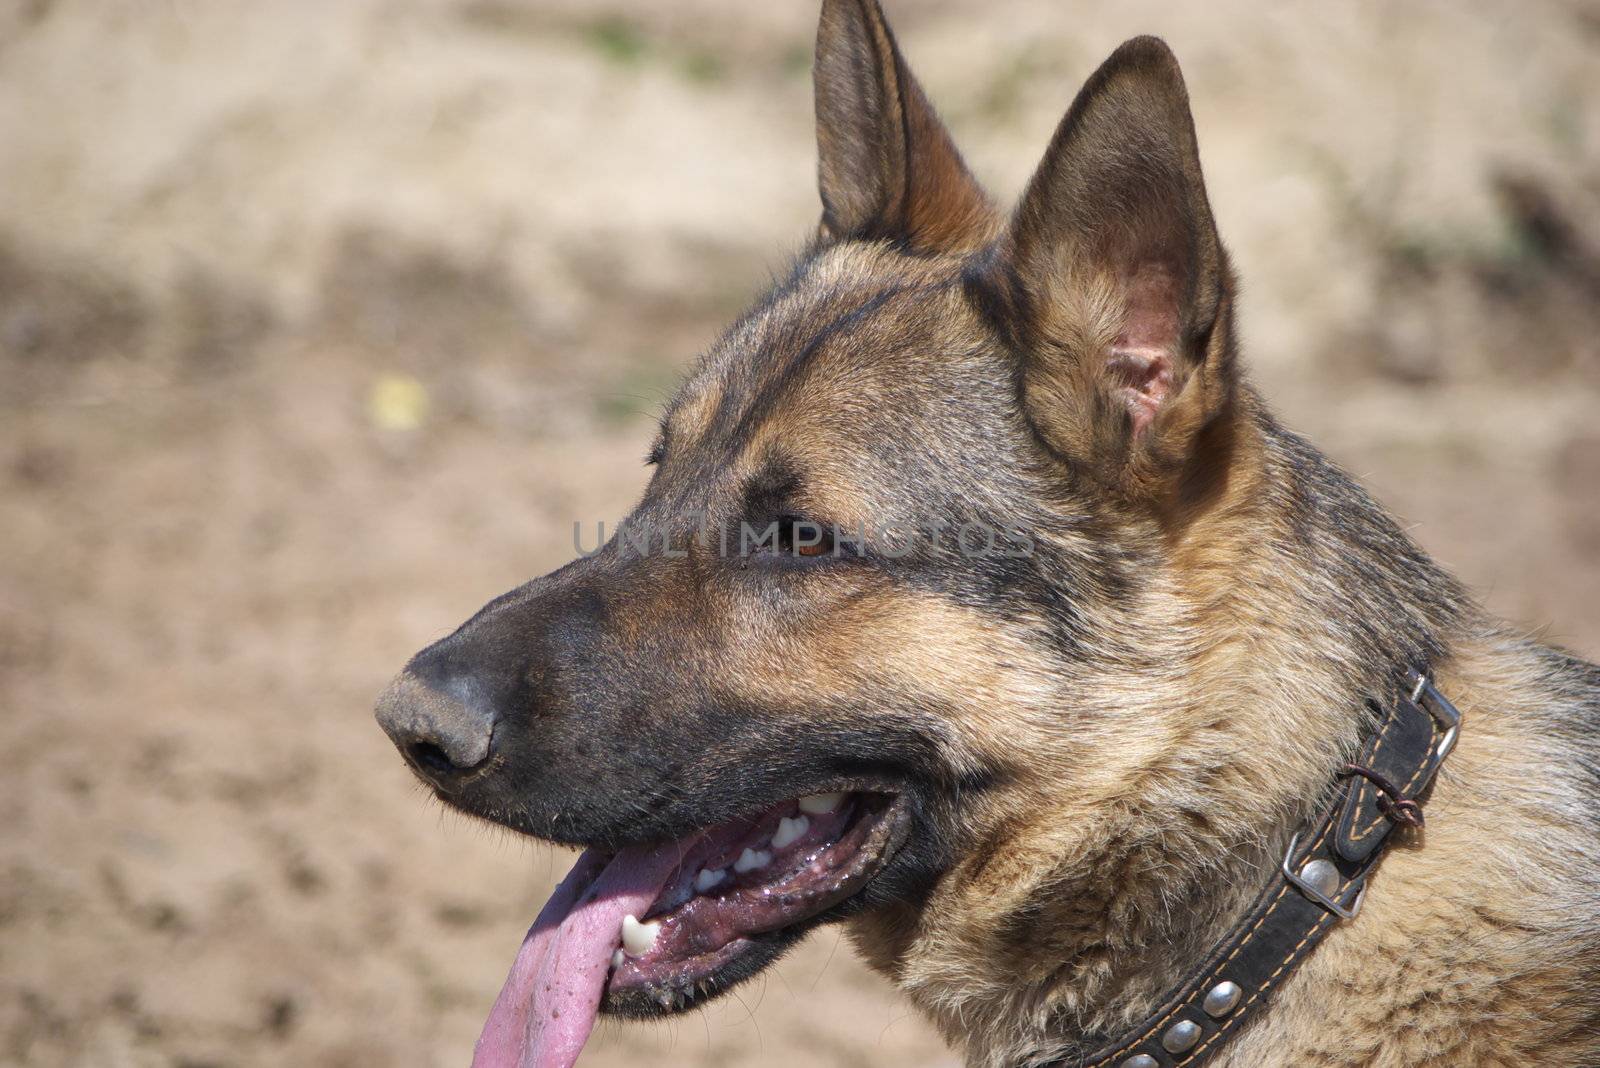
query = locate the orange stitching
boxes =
[1344,706,1394,845]
[1350,730,1440,839]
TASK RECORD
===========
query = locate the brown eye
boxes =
[796,532,832,557]
[780,517,834,558]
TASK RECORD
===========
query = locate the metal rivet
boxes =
[1119,1056,1159,1068]
[1162,1019,1202,1054]
[1298,858,1340,898]
[1203,980,1242,1018]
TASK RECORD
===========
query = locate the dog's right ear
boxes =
[813,0,996,253]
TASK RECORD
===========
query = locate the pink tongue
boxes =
[471,843,684,1068]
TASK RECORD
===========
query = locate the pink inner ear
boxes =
[1106,345,1173,437]
[1106,264,1181,437]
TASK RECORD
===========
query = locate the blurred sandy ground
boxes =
[2,1,1599,1065]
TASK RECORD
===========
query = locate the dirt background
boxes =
[3,2,1599,1066]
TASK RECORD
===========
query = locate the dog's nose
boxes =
[375,670,496,783]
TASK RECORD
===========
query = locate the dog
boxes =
[375,1,1600,1065]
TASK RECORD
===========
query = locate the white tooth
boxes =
[772,815,809,850]
[799,792,845,815]
[611,948,624,969]
[695,867,727,892]
[621,914,660,956]
[733,847,772,873]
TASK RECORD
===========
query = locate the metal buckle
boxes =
[1407,669,1462,760]
[1281,832,1364,920]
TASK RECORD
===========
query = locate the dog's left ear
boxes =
[813,0,996,253]
[983,36,1237,503]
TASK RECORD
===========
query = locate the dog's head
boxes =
[377,0,1285,1057]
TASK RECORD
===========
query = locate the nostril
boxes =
[377,671,496,779]
[408,740,463,776]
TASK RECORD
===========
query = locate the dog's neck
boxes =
[849,402,1473,1067]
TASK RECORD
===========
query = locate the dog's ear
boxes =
[985,37,1237,503]
[813,0,996,253]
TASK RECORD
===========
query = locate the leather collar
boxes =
[1061,670,1461,1068]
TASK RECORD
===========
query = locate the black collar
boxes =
[1062,670,1461,1068]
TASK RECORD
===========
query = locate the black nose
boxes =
[375,670,496,784]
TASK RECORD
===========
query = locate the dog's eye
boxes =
[646,418,668,467]
[766,516,836,559]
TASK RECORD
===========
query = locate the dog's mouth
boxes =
[472,790,910,1067]
[606,789,906,1011]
